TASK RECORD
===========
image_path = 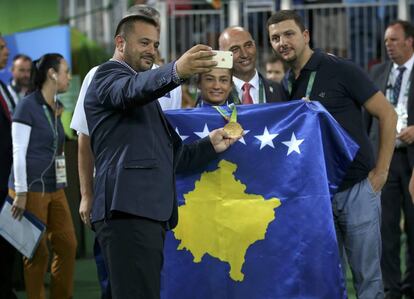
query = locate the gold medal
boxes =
[223,121,244,138]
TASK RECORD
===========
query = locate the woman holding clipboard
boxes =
[9,53,77,299]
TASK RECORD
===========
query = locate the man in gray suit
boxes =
[369,20,414,299]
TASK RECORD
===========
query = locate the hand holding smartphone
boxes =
[212,51,233,69]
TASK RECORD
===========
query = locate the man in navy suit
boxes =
[369,20,414,299]
[0,34,17,299]
[84,14,237,299]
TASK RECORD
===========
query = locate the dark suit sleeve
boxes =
[94,61,180,110]
[407,70,414,168]
[270,81,288,102]
[365,63,388,157]
[174,136,218,173]
[260,74,288,102]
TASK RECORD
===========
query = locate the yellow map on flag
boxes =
[173,160,281,282]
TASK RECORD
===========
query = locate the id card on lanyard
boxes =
[43,104,67,188]
[55,154,67,187]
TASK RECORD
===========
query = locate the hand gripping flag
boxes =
[161,100,359,299]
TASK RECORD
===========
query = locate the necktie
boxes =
[0,92,11,122]
[392,66,406,105]
[242,83,253,105]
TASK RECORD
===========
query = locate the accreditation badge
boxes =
[55,154,67,188]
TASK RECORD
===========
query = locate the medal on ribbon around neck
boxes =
[214,104,244,138]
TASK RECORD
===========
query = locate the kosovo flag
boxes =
[161,100,358,299]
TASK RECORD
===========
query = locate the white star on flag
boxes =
[239,130,250,145]
[194,124,210,138]
[282,132,304,155]
[175,127,189,141]
[254,127,279,149]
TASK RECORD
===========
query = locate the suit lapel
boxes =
[258,73,270,102]
[0,80,15,110]
[407,65,414,124]
[154,100,172,138]
[381,63,393,93]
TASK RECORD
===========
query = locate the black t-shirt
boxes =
[288,50,378,191]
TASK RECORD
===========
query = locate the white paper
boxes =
[0,198,45,259]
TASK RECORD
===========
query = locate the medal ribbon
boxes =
[213,104,238,123]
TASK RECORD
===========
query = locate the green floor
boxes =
[16,258,101,299]
[15,237,407,299]
[15,258,358,299]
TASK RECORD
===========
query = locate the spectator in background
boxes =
[369,20,414,299]
[9,53,77,299]
[265,54,287,83]
[7,54,32,105]
[218,26,287,104]
[0,33,18,299]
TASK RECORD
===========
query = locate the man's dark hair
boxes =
[387,20,414,46]
[267,10,306,32]
[196,67,233,84]
[115,5,160,37]
[266,55,288,72]
[13,54,32,63]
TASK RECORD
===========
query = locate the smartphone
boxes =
[212,50,233,69]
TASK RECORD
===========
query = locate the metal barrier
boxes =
[166,0,276,71]
[292,2,399,69]
[61,0,413,70]
[157,0,410,70]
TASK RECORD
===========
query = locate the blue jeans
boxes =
[332,178,384,299]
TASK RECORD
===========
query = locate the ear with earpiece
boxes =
[52,73,57,81]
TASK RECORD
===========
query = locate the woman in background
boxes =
[9,53,77,299]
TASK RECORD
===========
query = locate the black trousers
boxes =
[381,148,414,297]
[94,213,166,299]
[0,191,17,299]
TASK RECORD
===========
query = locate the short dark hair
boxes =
[387,20,414,42]
[197,67,233,84]
[267,10,306,32]
[266,55,287,72]
[115,5,160,37]
[13,54,32,63]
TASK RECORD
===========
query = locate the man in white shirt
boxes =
[368,20,414,299]
[7,54,32,106]
[218,26,287,104]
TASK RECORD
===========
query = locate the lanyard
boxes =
[213,104,237,123]
[42,104,58,150]
[288,71,317,99]
[258,79,264,103]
